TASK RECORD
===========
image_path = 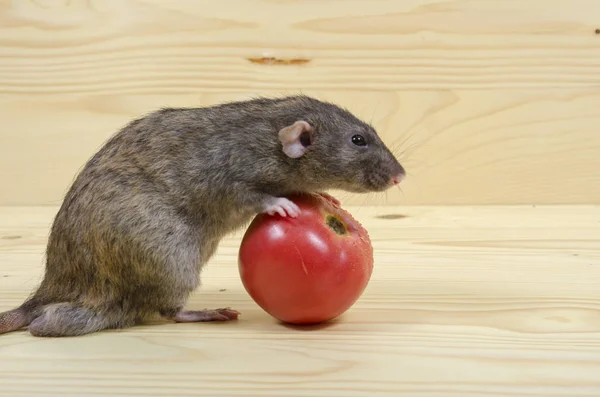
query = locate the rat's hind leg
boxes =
[159,305,239,323]
[27,302,127,337]
[155,236,241,324]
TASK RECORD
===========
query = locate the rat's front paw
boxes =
[262,197,300,218]
[315,192,341,206]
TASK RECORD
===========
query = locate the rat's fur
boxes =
[0,95,405,337]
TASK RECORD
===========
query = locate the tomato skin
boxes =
[238,193,373,324]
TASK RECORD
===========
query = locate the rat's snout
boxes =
[389,163,406,186]
[361,152,406,192]
[391,172,404,185]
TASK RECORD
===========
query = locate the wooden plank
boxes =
[1,88,599,205]
[0,0,599,92]
[1,0,599,205]
[1,205,600,396]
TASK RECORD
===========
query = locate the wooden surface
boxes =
[1,0,600,206]
[1,204,599,396]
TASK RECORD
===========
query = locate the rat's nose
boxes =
[390,164,406,186]
[391,172,405,185]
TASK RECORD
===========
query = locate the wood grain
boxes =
[1,0,599,92]
[1,0,600,206]
[1,88,599,206]
[1,205,600,396]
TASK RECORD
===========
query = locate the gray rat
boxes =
[0,95,405,337]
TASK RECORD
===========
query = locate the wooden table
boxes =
[1,205,599,397]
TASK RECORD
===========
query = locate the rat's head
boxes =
[277,97,405,193]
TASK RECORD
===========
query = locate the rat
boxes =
[0,95,405,337]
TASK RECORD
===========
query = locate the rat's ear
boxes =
[278,120,314,158]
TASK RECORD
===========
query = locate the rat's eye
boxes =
[351,135,367,146]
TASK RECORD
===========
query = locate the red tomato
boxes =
[238,192,374,324]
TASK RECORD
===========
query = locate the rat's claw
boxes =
[263,197,300,218]
[283,199,301,217]
[315,192,341,206]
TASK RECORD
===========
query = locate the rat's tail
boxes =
[0,306,35,334]
[0,290,52,334]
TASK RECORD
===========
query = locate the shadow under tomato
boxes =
[277,317,342,331]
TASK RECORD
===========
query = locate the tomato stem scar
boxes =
[326,215,348,236]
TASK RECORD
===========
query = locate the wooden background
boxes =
[1,0,599,206]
